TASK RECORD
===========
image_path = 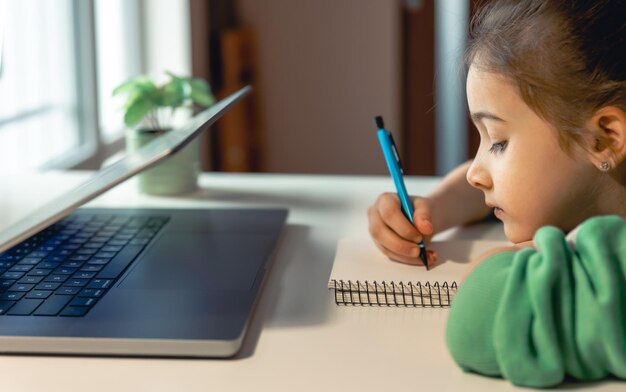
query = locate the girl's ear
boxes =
[585,106,626,171]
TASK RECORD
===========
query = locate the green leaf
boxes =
[114,72,213,129]
[112,76,150,96]
[165,70,183,81]
[189,79,215,107]
[124,97,156,128]
[161,78,186,107]
[112,79,140,97]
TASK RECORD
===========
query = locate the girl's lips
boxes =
[494,207,504,217]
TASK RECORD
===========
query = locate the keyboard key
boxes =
[7,299,44,315]
[101,245,123,252]
[64,279,89,287]
[17,275,43,284]
[86,279,112,289]
[0,255,21,261]
[0,301,16,315]
[1,272,24,280]
[62,261,84,268]
[106,240,128,246]
[87,258,110,265]
[51,249,72,257]
[56,286,81,295]
[44,274,69,283]
[9,265,33,272]
[111,217,130,224]
[69,296,96,307]
[96,245,143,279]
[60,244,80,250]
[28,268,53,277]
[69,255,90,261]
[9,283,35,292]
[76,248,97,255]
[53,267,77,275]
[72,272,96,279]
[25,290,53,299]
[79,289,105,298]
[0,292,25,301]
[83,242,105,249]
[17,257,41,265]
[60,306,90,317]
[43,255,67,262]
[0,280,16,289]
[33,295,73,316]
[35,282,61,291]
[92,236,113,244]
[91,214,112,221]
[80,265,103,272]
[137,229,157,238]
[38,261,61,269]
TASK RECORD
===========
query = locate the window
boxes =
[0,0,84,172]
[0,0,143,173]
[0,0,190,173]
[94,0,143,143]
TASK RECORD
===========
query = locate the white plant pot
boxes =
[125,129,200,195]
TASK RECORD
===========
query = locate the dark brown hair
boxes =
[466,0,626,151]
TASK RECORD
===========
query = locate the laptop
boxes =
[0,86,288,357]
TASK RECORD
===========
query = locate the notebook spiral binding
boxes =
[329,279,458,307]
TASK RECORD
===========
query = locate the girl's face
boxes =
[465,64,601,243]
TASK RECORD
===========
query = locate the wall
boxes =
[237,0,401,174]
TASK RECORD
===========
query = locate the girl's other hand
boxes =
[367,192,435,266]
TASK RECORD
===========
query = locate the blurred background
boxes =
[0,0,482,177]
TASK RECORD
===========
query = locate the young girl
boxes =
[368,0,626,387]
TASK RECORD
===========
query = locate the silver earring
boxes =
[600,161,611,171]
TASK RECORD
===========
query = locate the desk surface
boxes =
[0,172,621,391]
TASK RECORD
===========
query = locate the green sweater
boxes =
[446,215,626,388]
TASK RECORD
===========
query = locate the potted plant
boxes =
[113,71,215,195]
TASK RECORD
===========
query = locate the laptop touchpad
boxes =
[118,233,275,290]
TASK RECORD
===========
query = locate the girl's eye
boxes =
[488,141,507,154]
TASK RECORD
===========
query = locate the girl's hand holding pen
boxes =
[368,192,437,267]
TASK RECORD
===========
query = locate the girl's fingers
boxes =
[413,200,434,237]
[376,194,424,243]
[368,207,421,259]
[368,192,438,265]
[373,239,438,267]
[373,239,425,266]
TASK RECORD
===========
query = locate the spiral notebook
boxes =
[328,238,509,307]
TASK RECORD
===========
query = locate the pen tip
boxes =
[374,116,384,129]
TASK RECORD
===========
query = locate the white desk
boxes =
[0,172,621,391]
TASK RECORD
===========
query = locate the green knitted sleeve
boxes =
[445,215,626,388]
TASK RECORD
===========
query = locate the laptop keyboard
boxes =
[0,213,169,317]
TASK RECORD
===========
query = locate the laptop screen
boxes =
[0,86,251,253]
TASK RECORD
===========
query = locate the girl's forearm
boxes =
[427,160,492,232]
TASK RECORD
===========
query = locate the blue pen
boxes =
[375,116,429,270]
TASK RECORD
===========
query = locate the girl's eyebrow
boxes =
[471,111,506,123]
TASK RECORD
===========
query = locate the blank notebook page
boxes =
[328,238,511,287]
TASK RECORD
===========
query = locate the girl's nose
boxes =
[466,156,492,190]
